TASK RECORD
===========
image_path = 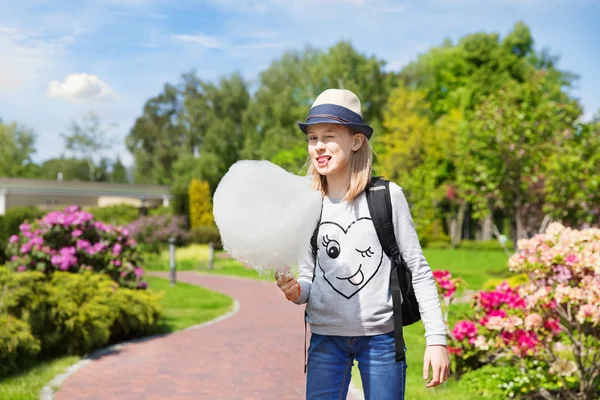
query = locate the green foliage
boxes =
[543,120,600,226]
[482,273,529,291]
[458,362,564,399]
[458,239,515,251]
[0,206,45,264]
[42,272,119,355]
[0,315,41,377]
[0,121,37,178]
[110,156,129,183]
[87,203,140,226]
[0,266,163,368]
[188,179,214,229]
[110,287,162,342]
[148,206,172,217]
[189,225,222,249]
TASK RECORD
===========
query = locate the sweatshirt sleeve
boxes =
[389,182,447,346]
[293,241,315,305]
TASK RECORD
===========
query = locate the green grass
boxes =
[423,248,511,289]
[143,244,271,280]
[145,275,233,333]
[0,276,233,400]
[0,356,79,400]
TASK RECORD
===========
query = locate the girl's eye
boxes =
[356,247,374,258]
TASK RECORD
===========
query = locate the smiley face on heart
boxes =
[316,217,383,299]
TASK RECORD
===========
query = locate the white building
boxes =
[0,177,171,215]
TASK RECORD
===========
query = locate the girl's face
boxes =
[307,124,364,177]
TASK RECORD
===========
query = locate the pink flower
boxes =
[20,243,32,254]
[72,229,83,237]
[452,320,478,342]
[9,235,19,244]
[524,313,543,330]
[134,267,144,278]
[565,254,578,264]
[64,205,80,213]
[121,271,128,277]
[76,240,91,250]
[19,223,30,232]
[112,243,123,256]
[17,265,27,272]
[114,260,121,266]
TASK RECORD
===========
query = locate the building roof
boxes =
[0,177,171,199]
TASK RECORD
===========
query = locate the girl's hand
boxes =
[423,345,450,388]
[275,268,301,302]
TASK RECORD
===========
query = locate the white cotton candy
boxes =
[213,160,322,274]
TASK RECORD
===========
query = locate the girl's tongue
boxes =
[317,156,330,166]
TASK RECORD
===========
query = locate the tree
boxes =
[126,83,186,184]
[0,121,37,178]
[242,41,393,172]
[62,112,114,182]
[37,157,93,181]
[456,70,582,241]
[543,117,600,227]
[378,86,462,236]
[110,156,129,183]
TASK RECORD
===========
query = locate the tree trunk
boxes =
[514,191,524,250]
[481,213,493,240]
[451,203,467,248]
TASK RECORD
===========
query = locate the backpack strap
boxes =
[366,177,406,361]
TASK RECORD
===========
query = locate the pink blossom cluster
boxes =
[433,270,458,298]
[476,282,526,313]
[450,222,600,376]
[6,205,146,290]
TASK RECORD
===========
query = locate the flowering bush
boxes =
[4,205,146,289]
[449,223,600,399]
[125,215,188,254]
[432,269,464,336]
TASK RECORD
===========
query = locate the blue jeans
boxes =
[306,332,407,400]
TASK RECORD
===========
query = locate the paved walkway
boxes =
[55,272,359,400]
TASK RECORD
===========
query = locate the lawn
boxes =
[143,244,512,289]
[143,244,269,280]
[0,276,233,400]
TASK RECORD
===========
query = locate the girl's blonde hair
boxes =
[304,129,373,202]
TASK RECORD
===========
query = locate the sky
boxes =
[1,0,599,167]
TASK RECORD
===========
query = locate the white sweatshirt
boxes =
[294,182,447,346]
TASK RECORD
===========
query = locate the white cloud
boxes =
[172,34,226,49]
[0,26,72,90]
[48,73,116,102]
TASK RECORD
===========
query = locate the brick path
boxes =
[55,272,360,400]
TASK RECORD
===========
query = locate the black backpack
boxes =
[309,177,420,362]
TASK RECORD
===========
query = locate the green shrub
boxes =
[482,273,529,291]
[189,225,222,249]
[188,179,214,229]
[110,288,162,342]
[0,206,45,264]
[458,362,564,399]
[42,271,119,355]
[457,239,515,251]
[87,203,140,226]
[148,206,172,217]
[0,315,41,377]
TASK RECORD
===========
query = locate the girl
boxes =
[277,89,450,400]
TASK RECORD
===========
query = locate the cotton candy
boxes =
[213,160,321,274]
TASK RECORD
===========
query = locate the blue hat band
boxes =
[306,104,363,124]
